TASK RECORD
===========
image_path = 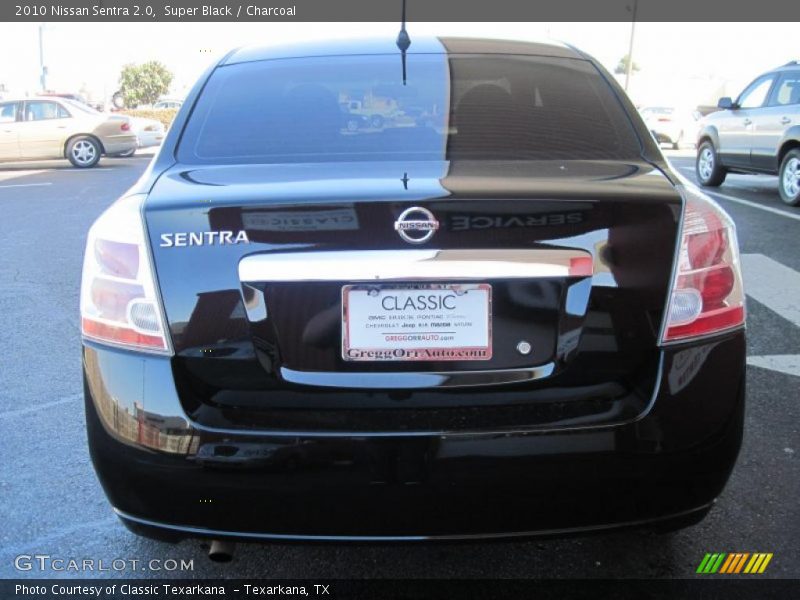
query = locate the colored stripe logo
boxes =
[696,553,773,574]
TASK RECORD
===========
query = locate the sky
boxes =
[0,22,796,107]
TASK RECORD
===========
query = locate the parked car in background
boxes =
[338,104,369,131]
[0,96,136,167]
[41,91,90,105]
[154,99,183,110]
[640,106,701,149]
[59,99,164,157]
[129,116,166,153]
[41,92,103,111]
[696,60,800,205]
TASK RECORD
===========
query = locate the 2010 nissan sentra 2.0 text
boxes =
[81,36,746,544]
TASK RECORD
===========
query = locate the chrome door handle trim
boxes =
[280,363,556,389]
[239,249,593,283]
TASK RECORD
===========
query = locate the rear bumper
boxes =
[83,332,745,540]
[115,504,713,542]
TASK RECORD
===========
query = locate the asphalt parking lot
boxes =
[0,149,797,579]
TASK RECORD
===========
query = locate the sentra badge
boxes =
[159,231,250,247]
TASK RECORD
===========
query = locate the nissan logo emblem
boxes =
[394,207,440,244]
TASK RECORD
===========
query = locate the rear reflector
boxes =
[661,185,745,343]
[120,121,131,131]
[81,317,166,349]
[80,194,171,353]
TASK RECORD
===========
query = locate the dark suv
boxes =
[696,61,800,205]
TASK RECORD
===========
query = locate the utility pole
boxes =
[38,23,48,92]
[624,0,638,92]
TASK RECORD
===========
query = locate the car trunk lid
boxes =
[144,159,680,430]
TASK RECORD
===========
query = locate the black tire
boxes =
[696,141,726,187]
[778,148,800,206]
[111,91,125,110]
[114,148,137,158]
[370,114,384,128]
[672,131,684,150]
[66,136,101,168]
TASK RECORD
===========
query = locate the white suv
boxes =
[696,61,800,206]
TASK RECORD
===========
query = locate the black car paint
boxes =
[84,38,745,540]
[85,331,744,539]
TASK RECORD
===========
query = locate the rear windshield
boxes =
[177,53,641,164]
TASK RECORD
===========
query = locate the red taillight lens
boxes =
[120,121,131,131]
[662,185,745,343]
[81,318,167,349]
[80,194,170,353]
[657,117,673,122]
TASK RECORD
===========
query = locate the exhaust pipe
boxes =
[207,539,236,562]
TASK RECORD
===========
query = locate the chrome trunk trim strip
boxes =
[280,363,556,389]
[239,249,591,283]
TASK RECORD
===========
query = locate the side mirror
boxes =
[717,97,735,110]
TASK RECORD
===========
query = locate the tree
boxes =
[118,61,173,108]
[614,54,641,75]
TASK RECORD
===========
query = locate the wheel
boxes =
[672,131,684,150]
[370,114,384,128]
[778,149,800,206]
[111,91,125,110]
[345,118,360,132]
[66,136,101,168]
[696,141,726,187]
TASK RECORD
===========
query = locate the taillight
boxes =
[661,185,745,343]
[657,117,672,122]
[80,194,171,353]
[120,121,131,131]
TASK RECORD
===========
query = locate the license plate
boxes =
[342,283,492,362]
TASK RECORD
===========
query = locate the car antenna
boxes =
[396,0,411,85]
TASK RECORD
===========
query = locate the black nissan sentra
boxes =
[81,37,746,549]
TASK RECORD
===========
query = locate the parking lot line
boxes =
[736,254,800,377]
[708,190,800,222]
[0,393,81,418]
[0,182,52,189]
[0,169,46,181]
[741,254,800,327]
[747,355,800,377]
[674,166,800,222]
